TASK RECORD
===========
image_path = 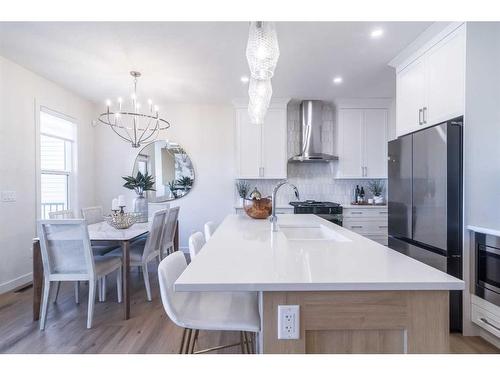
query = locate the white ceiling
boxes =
[0,22,432,105]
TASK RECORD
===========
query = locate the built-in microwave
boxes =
[475,233,500,307]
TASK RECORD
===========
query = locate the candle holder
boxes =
[119,205,125,214]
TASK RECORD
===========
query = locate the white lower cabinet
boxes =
[471,295,500,339]
[343,207,388,245]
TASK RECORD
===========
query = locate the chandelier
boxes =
[246,22,279,124]
[98,71,170,148]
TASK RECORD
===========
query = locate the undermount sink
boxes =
[279,224,351,242]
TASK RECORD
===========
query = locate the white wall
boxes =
[0,56,97,293]
[462,23,500,343]
[94,103,235,250]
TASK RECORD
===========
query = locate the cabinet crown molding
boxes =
[389,22,465,72]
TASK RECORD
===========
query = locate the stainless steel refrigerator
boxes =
[388,117,463,332]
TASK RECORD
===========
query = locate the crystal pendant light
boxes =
[248,78,272,124]
[246,22,280,80]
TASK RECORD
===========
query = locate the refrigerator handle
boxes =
[418,108,423,125]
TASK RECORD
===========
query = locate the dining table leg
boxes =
[32,239,43,321]
[122,240,130,320]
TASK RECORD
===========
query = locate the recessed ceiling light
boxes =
[333,76,343,84]
[240,75,249,83]
[371,28,384,38]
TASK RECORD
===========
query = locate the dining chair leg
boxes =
[87,279,96,329]
[142,264,152,301]
[53,281,61,303]
[39,279,51,331]
[117,267,122,303]
[74,281,80,304]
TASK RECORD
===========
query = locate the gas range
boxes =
[289,200,343,226]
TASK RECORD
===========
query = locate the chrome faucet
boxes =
[270,181,300,232]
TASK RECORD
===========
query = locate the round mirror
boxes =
[133,140,195,202]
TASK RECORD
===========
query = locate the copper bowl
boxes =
[243,197,272,219]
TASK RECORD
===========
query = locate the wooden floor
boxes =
[0,265,499,354]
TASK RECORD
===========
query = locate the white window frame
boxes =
[35,103,78,219]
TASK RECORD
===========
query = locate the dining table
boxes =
[32,220,178,321]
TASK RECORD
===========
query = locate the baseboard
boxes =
[0,272,33,295]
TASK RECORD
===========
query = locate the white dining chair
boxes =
[47,209,108,303]
[204,221,216,242]
[81,206,104,225]
[37,219,123,329]
[188,232,205,261]
[158,252,260,354]
[161,206,180,258]
[49,210,75,219]
[108,208,168,301]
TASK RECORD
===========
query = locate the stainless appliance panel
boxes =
[412,123,448,251]
[388,237,447,272]
[388,136,412,239]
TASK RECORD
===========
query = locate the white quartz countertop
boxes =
[175,214,464,292]
[467,225,500,237]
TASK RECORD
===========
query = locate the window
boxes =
[39,109,76,219]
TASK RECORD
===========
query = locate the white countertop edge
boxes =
[175,281,465,292]
[234,204,293,209]
[467,225,500,237]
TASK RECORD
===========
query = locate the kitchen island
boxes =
[175,214,464,354]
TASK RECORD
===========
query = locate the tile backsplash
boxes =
[235,101,387,207]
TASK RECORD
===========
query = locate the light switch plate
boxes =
[277,305,300,340]
[1,191,16,202]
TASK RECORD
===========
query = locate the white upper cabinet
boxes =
[426,25,466,125]
[234,99,289,179]
[396,57,426,137]
[364,109,388,178]
[394,23,465,137]
[337,108,388,179]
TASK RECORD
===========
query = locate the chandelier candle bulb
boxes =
[111,198,119,211]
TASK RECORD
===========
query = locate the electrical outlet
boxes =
[277,305,300,340]
[1,191,16,202]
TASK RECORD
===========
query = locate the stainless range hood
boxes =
[289,100,338,162]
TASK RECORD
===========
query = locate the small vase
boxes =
[134,193,148,223]
[374,195,384,205]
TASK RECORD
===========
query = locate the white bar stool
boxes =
[158,252,260,354]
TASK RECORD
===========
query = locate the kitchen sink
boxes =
[279,224,351,242]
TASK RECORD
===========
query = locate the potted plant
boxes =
[168,180,179,199]
[367,180,385,205]
[177,176,194,191]
[235,180,250,206]
[122,171,155,222]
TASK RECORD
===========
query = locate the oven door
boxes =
[477,244,500,306]
[315,214,342,227]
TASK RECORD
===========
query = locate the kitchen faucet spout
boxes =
[270,181,300,232]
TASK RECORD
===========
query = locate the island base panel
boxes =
[262,290,449,354]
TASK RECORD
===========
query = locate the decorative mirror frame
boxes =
[132,140,195,203]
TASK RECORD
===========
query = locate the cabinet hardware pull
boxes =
[379,226,388,229]
[351,212,363,215]
[418,108,423,125]
[423,107,427,124]
[351,225,363,228]
[379,211,388,214]
[480,318,500,332]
